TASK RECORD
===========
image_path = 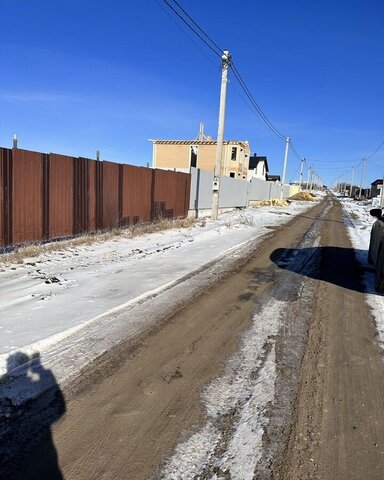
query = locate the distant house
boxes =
[149,138,250,179]
[371,179,383,199]
[355,187,371,200]
[247,154,268,181]
[266,174,281,183]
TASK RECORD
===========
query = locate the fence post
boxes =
[119,164,123,227]
[42,154,50,240]
[0,149,12,246]
[95,160,103,230]
[150,169,156,221]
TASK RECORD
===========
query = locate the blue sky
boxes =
[1,0,384,187]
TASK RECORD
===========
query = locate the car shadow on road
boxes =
[270,246,373,294]
[0,351,66,479]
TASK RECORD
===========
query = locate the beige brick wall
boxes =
[153,142,250,178]
[154,144,190,169]
[197,144,216,172]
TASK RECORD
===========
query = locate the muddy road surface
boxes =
[6,195,384,480]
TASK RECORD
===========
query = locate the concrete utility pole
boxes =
[12,132,18,149]
[350,163,355,197]
[299,157,304,191]
[306,164,311,190]
[212,50,231,221]
[359,158,366,200]
[280,136,290,199]
[309,167,314,190]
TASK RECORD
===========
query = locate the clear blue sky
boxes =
[1,0,384,187]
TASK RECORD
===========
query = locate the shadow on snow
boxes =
[0,351,65,479]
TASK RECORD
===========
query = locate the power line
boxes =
[289,160,301,183]
[155,0,219,68]
[289,141,303,160]
[160,0,222,59]
[159,0,289,144]
[158,0,314,178]
[230,62,287,142]
[170,0,223,54]
[366,138,384,160]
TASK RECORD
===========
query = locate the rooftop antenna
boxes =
[199,122,205,141]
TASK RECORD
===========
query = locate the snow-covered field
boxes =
[0,200,319,392]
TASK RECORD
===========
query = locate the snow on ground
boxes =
[340,196,384,348]
[161,299,282,480]
[0,201,315,377]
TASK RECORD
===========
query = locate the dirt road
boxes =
[273,198,384,480]
[7,195,384,479]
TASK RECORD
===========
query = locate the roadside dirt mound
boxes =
[289,192,315,201]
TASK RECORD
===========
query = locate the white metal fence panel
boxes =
[190,168,291,213]
[219,175,249,208]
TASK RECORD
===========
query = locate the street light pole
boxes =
[212,50,231,221]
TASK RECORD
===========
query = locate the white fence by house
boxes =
[189,167,295,216]
[248,177,291,202]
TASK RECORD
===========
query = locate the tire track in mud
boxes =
[273,196,384,480]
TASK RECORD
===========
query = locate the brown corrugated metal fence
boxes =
[152,169,190,219]
[12,149,44,244]
[122,165,152,225]
[49,153,74,239]
[0,147,191,248]
[102,161,120,229]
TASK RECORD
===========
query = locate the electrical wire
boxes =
[158,0,319,178]
[159,0,289,144]
[230,62,287,142]
[160,0,222,59]
[289,161,301,183]
[170,0,223,55]
[366,139,384,160]
[289,141,303,160]
[155,0,219,68]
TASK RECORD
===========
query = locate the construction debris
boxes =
[288,192,315,201]
[250,199,290,208]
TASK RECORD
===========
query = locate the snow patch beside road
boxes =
[340,197,384,349]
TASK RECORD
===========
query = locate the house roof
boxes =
[371,178,383,186]
[149,139,249,148]
[248,154,269,172]
[266,174,281,182]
